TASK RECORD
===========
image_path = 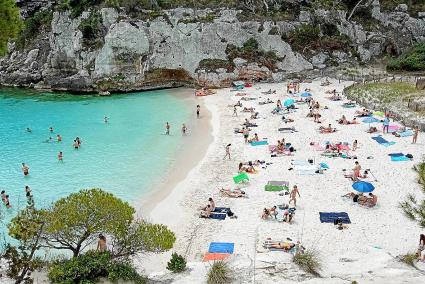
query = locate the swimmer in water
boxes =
[22,163,29,176]
[26,127,32,133]
[49,127,54,133]
[45,137,53,143]
[57,134,62,142]
[73,140,79,149]
[25,186,32,197]
[182,123,187,135]
[58,151,63,161]
[104,116,109,123]
[165,122,170,135]
[5,195,11,208]
[1,190,6,203]
[76,137,81,146]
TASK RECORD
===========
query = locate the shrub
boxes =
[48,251,145,283]
[286,24,320,51]
[399,252,417,267]
[293,249,321,276]
[207,261,232,284]
[0,0,23,55]
[269,26,280,35]
[79,10,106,48]
[167,252,187,273]
[387,43,425,72]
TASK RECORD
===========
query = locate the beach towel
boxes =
[208,242,234,254]
[209,213,226,220]
[391,156,410,162]
[319,212,351,224]
[233,172,249,184]
[319,162,329,169]
[388,153,404,157]
[372,136,396,147]
[398,130,413,137]
[213,207,230,213]
[203,253,231,262]
[265,181,289,192]
[251,140,268,146]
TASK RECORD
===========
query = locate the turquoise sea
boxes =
[0,88,193,222]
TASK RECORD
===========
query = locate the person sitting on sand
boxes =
[368,126,378,133]
[200,204,212,218]
[262,206,277,219]
[234,100,242,107]
[359,193,377,207]
[248,133,259,143]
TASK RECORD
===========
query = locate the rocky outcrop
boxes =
[1,1,424,92]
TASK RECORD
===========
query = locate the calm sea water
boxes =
[0,88,192,222]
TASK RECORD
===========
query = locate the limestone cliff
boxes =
[0,1,424,92]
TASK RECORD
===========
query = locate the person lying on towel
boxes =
[319,124,336,133]
[220,188,246,198]
[355,108,372,117]
[359,193,378,207]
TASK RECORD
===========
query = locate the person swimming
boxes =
[45,137,53,143]
[73,140,79,149]
[49,127,54,133]
[182,123,187,135]
[5,195,11,208]
[58,151,63,161]
[26,127,32,133]
[57,134,62,142]
[22,163,29,176]
[104,116,109,123]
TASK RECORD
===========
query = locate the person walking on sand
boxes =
[243,127,249,143]
[223,144,231,160]
[413,126,419,144]
[58,151,63,161]
[165,122,170,135]
[182,123,187,135]
[289,185,300,206]
[383,115,390,134]
[22,163,29,176]
[233,106,238,117]
[196,105,200,119]
[353,139,358,151]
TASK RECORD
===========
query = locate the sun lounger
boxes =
[203,253,231,262]
[233,172,249,184]
[208,242,234,254]
[251,140,268,146]
[319,212,351,224]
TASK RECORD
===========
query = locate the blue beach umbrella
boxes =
[301,92,312,98]
[352,181,375,193]
[362,117,380,124]
[284,99,295,107]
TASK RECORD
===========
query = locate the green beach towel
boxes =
[265,184,289,192]
[233,172,249,184]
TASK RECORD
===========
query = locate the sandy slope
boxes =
[145,79,425,283]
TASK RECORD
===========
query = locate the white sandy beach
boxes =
[143,79,425,283]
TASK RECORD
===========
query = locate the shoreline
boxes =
[138,90,214,218]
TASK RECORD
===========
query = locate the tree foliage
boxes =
[387,43,425,72]
[0,0,23,55]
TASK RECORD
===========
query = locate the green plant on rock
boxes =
[0,0,23,55]
[207,261,232,284]
[79,10,106,48]
[15,9,52,50]
[293,249,321,276]
[167,252,187,273]
[399,252,418,267]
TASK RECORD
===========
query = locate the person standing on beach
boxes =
[383,115,390,134]
[413,126,419,144]
[353,140,358,151]
[223,144,231,160]
[196,105,200,119]
[233,106,238,117]
[22,163,29,176]
[165,122,170,135]
[289,185,300,206]
[182,123,187,135]
[243,127,249,143]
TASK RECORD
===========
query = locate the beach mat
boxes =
[208,242,234,254]
[233,172,249,184]
[319,212,351,224]
[213,207,230,213]
[391,156,410,162]
[203,253,230,262]
[372,136,395,147]
[398,130,413,137]
[210,213,226,220]
[251,140,268,146]
[388,153,404,157]
[265,184,289,192]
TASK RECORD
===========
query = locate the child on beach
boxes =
[289,185,300,206]
[223,144,231,160]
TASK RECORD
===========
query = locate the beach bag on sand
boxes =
[406,154,413,159]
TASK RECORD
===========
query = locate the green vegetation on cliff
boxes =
[0,0,23,55]
[16,9,53,49]
[387,43,425,72]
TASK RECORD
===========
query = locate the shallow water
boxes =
[0,88,192,223]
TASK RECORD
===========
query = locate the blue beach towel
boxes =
[319,212,351,224]
[372,136,395,147]
[319,162,329,169]
[398,130,413,137]
[213,207,230,213]
[251,140,268,146]
[391,156,410,162]
[210,213,226,220]
[208,242,234,254]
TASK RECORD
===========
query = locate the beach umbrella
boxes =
[301,92,312,98]
[284,99,295,107]
[352,181,375,193]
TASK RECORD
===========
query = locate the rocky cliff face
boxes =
[1,1,424,92]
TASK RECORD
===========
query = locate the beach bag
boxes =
[406,154,413,159]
